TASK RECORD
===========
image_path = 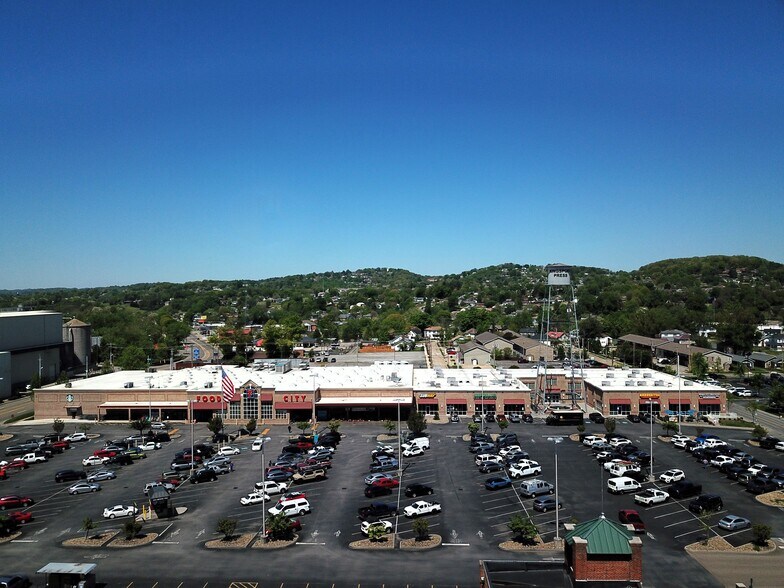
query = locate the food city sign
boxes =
[282,394,310,403]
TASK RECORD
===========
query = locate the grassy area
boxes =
[4,411,34,424]
[718,418,754,428]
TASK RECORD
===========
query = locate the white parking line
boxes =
[654,510,686,519]
[664,518,697,529]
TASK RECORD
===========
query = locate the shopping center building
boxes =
[33,363,727,424]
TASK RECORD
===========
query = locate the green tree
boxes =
[661,421,678,436]
[29,373,42,389]
[129,417,151,437]
[576,423,585,435]
[52,418,65,436]
[747,400,763,424]
[56,371,69,384]
[207,415,224,435]
[749,373,765,396]
[245,418,257,435]
[117,345,147,370]
[412,518,430,541]
[752,523,772,548]
[407,411,427,435]
[296,421,310,435]
[383,420,396,435]
[467,423,480,437]
[265,513,296,541]
[507,513,538,545]
[367,524,388,543]
[123,519,143,541]
[751,424,768,441]
[217,518,237,541]
[498,419,509,432]
[690,353,709,379]
[327,419,341,433]
[78,423,91,434]
[768,384,784,412]
[604,417,616,435]
[81,516,96,539]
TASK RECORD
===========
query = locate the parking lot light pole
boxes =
[649,402,654,479]
[257,433,271,541]
[392,397,406,544]
[677,356,682,434]
[547,436,564,541]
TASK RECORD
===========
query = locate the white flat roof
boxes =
[581,368,725,393]
[317,397,412,405]
[99,401,189,408]
[414,368,529,392]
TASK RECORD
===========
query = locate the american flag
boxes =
[221,369,235,403]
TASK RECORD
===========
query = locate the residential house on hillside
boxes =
[698,326,717,338]
[475,331,514,352]
[302,321,318,333]
[659,329,692,343]
[761,333,784,351]
[407,327,422,340]
[511,336,554,362]
[424,326,443,340]
[546,331,567,342]
[598,334,613,348]
[458,341,491,367]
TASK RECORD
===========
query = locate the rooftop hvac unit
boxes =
[123,382,134,388]
[434,382,441,388]
[606,373,615,378]
[204,382,213,388]
[654,381,664,386]
[684,380,693,386]
[643,372,653,378]
[602,381,611,386]
[180,381,188,386]
[637,381,646,386]
[501,381,512,386]
[625,380,635,386]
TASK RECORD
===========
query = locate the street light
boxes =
[256,432,271,540]
[392,397,407,544]
[677,355,682,434]
[547,436,564,541]
[146,376,153,423]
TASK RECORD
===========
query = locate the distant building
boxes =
[423,326,443,340]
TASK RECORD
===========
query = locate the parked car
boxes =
[370,477,400,490]
[144,481,174,495]
[82,455,110,467]
[103,504,139,519]
[588,412,605,423]
[484,476,512,490]
[688,494,723,514]
[634,489,670,506]
[717,514,751,531]
[508,461,542,478]
[627,414,641,423]
[357,502,397,520]
[746,478,778,495]
[404,483,434,498]
[86,469,117,482]
[508,414,521,423]
[68,482,101,495]
[218,445,241,456]
[403,500,441,517]
[190,468,218,484]
[64,432,88,442]
[240,491,271,506]
[360,519,392,536]
[6,511,32,525]
[254,480,289,495]
[0,575,31,588]
[0,495,34,510]
[55,469,86,483]
[759,437,781,450]
[669,481,703,499]
[532,496,563,512]
[364,485,392,498]
[618,509,645,532]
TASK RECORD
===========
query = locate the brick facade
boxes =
[567,536,642,583]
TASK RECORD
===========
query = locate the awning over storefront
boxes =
[446,397,466,404]
[316,397,412,405]
[260,393,274,401]
[475,399,496,405]
[698,398,721,404]
[275,401,313,410]
[608,398,631,404]
[416,398,438,405]
[502,397,527,403]
[99,401,189,408]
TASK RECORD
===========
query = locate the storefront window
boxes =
[418,404,438,416]
[243,395,258,420]
[275,409,288,420]
[260,402,273,419]
[228,401,241,420]
[446,404,467,416]
[609,404,631,415]
[504,404,525,415]
[698,403,720,414]
[544,393,561,404]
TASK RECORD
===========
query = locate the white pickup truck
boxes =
[20,452,47,464]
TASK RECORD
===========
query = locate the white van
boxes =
[268,497,310,517]
[607,476,642,495]
[519,479,554,498]
[403,437,430,450]
[475,454,503,467]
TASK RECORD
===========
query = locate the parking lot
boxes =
[0,418,781,586]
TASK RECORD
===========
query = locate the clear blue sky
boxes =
[2,1,783,289]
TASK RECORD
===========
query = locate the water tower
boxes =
[537,264,583,408]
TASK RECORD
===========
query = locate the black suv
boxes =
[669,481,703,499]
[746,478,778,495]
[589,412,605,424]
[688,494,723,514]
[54,469,87,483]
[495,433,519,447]
[189,468,218,484]
[357,502,397,521]
[759,437,781,450]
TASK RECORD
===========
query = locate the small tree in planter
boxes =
[207,415,223,436]
[383,420,396,435]
[468,423,480,438]
[245,418,257,435]
[661,421,678,437]
[747,400,763,424]
[52,418,65,437]
[507,514,538,545]
[123,519,143,541]
[81,516,96,539]
[367,524,388,543]
[129,417,151,437]
[498,419,509,432]
[327,419,341,433]
[407,411,427,435]
[413,518,430,542]
[217,518,238,541]
[296,421,310,435]
[752,523,772,549]
[78,422,91,435]
[576,423,585,440]
[751,424,768,441]
[604,417,616,435]
[265,513,295,541]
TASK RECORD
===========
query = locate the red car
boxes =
[265,518,301,537]
[0,469,7,480]
[0,495,34,510]
[158,476,184,487]
[618,509,645,533]
[4,460,28,471]
[292,441,314,450]
[52,440,70,450]
[93,449,118,458]
[371,478,400,489]
[7,511,33,524]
